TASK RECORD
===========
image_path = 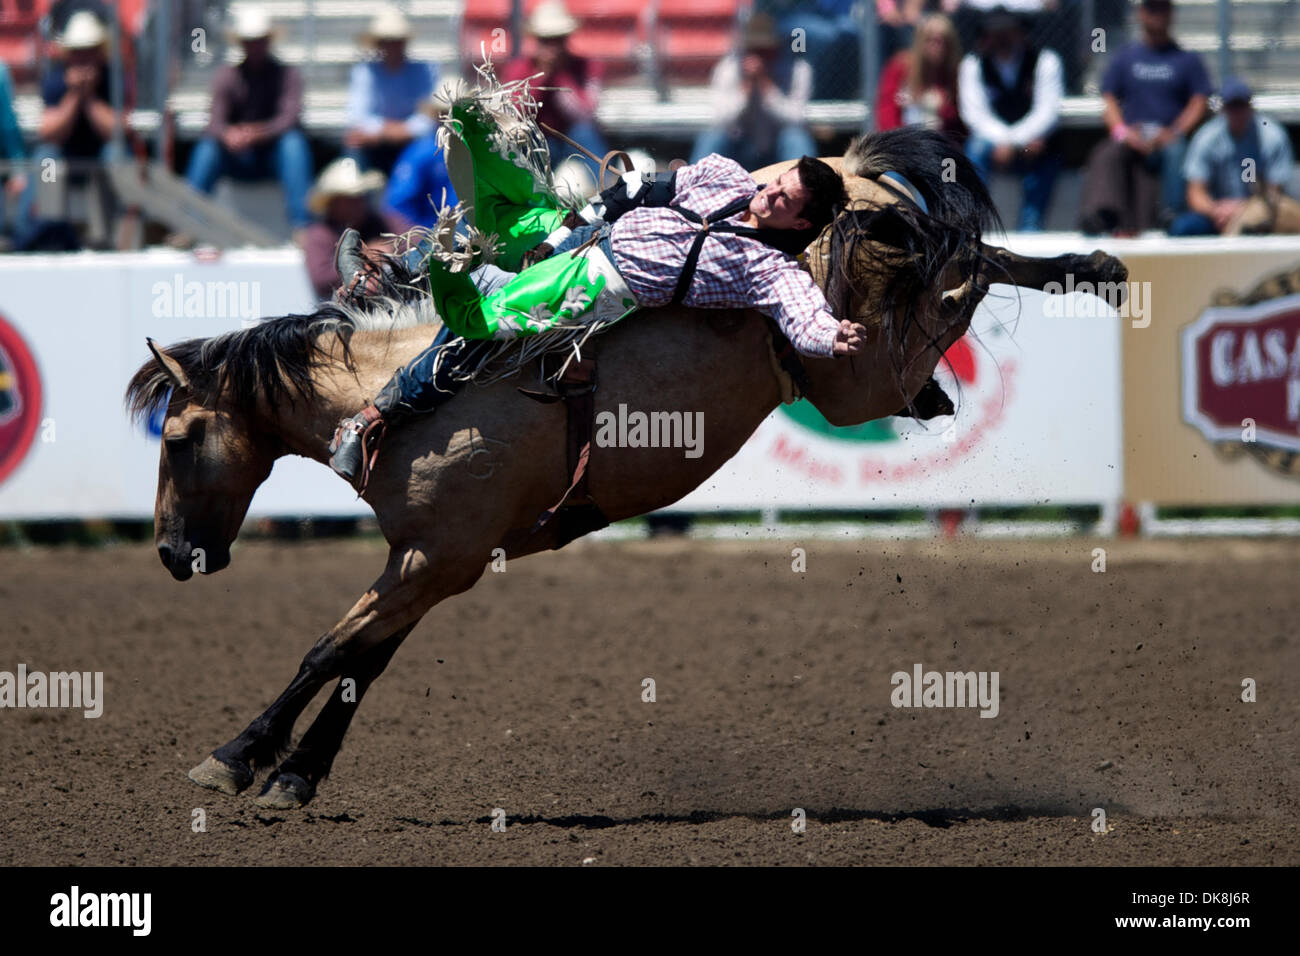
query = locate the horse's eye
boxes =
[164,435,189,452]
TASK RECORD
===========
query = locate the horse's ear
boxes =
[146,338,190,391]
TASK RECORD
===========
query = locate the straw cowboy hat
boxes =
[361,5,413,45]
[526,1,579,39]
[59,11,108,51]
[227,6,277,42]
[308,158,386,216]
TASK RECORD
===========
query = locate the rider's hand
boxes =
[521,242,553,269]
[833,319,867,356]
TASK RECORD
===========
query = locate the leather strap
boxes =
[528,357,600,533]
[669,193,756,305]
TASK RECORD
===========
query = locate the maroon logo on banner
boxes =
[0,313,43,487]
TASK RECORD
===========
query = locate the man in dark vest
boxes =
[957,8,1063,232]
[183,7,314,237]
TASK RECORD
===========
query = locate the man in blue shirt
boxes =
[1079,0,1211,234]
[383,131,458,228]
[1170,79,1296,236]
[344,6,437,175]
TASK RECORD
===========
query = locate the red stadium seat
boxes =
[0,0,47,81]
[463,0,647,83]
[653,0,746,85]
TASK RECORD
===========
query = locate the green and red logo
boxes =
[0,313,42,486]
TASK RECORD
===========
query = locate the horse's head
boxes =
[127,339,279,581]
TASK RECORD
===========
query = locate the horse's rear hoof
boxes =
[254,772,315,810]
[188,754,253,795]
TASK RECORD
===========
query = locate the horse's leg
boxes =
[251,624,413,809]
[188,544,484,796]
[980,243,1128,293]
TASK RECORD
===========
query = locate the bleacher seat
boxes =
[653,0,745,85]
[460,0,646,83]
[0,0,47,83]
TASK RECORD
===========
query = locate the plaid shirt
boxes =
[607,153,840,357]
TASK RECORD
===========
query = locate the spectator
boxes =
[877,0,929,63]
[1170,79,1298,237]
[691,13,817,169]
[384,127,458,229]
[501,2,609,173]
[344,5,437,175]
[300,158,413,300]
[760,0,862,100]
[0,62,28,247]
[1078,0,1210,235]
[35,11,124,165]
[958,8,1062,231]
[876,13,966,144]
[184,7,314,237]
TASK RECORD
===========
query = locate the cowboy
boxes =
[36,11,123,165]
[184,7,315,237]
[300,158,414,300]
[326,84,861,489]
[344,5,438,174]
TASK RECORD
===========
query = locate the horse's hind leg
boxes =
[252,625,412,809]
[189,544,484,798]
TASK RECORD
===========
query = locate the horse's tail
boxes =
[829,127,1002,413]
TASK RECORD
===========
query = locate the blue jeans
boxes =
[1168,211,1216,236]
[1155,136,1188,218]
[690,124,818,169]
[185,128,314,229]
[965,136,1060,232]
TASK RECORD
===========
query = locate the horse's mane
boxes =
[124,278,440,426]
[831,125,1003,411]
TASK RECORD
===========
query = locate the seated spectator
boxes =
[300,158,413,301]
[344,6,437,175]
[0,62,28,248]
[1078,0,1210,235]
[690,13,817,170]
[35,11,124,165]
[501,2,609,174]
[958,8,1062,231]
[184,7,314,237]
[1170,79,1298,237]
[876,13,966,145]
[384,125,458,229]
[760,0,862,100]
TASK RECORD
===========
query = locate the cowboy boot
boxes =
[334,227,365,299]
[328,326,468,491]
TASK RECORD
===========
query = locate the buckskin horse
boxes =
[126,127,1127,808]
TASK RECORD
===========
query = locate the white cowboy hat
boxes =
[60,11,108,50]
[527,1,579,38]
[361,5,413,44]
[308,158,386,216]
[229,6,275,41]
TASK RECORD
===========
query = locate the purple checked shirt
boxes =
[606,153,841,358]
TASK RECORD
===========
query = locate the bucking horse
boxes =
[127,117,1127,809]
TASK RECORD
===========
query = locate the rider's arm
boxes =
[746,254,841,358]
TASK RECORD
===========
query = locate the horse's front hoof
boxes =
[188,754,253,795]
[254,772,315,810]
[1088,249,1128,285]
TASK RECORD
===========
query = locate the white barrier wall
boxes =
[0,248,371,519]
[0,244,1124,519]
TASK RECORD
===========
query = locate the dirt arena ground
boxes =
[1,534,1296,866]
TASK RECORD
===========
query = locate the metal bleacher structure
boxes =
[3,0,1300,241]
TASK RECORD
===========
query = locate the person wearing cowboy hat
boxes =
[500,1,609,174]
[1170,79,1298,236]
[184,6,314,234]
[36,10,123,164]
[345,5,438,175]
[299,157,413,300]
[690,13,815,171]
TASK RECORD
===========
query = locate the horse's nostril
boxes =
[158,545,173,568]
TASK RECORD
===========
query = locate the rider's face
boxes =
[750,168,811,231]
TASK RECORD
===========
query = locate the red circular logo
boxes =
[0,313,42,487]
